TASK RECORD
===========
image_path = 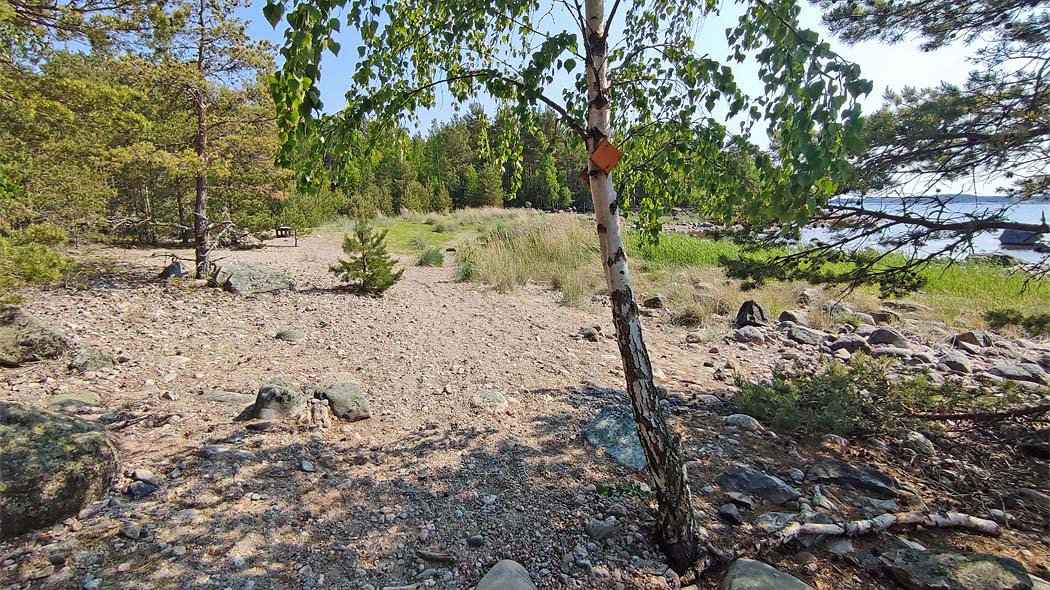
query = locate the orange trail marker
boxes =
[590,139,623,174]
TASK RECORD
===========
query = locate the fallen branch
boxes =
[915,403,1050,422]
[760,511,999,551]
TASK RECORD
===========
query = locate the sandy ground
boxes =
[1,232,1047,590]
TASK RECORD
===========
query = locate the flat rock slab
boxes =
[476,560,537,590]
[807,459,901,497]
[0,402,120,539]
[585,405,647,470]
[470,390,508,408]
[720,559,814,590]
[45,392,102,413]
[212,259,295,295]
[0,306,70,366]
[779,323,829,347]
[882,548,1032,590]
[275,330,306,343]
[715,465,801,505]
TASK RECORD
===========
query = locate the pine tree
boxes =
[329,219,403,295]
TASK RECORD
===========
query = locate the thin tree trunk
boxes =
[192,0,210,278]
[176,181,189,244]
[582,0,701,572]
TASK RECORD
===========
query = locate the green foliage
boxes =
[595,481,650,500]
[734,359,1028,436]
[819,0,1049,198]
[0,225,69,298]
[267,0,870,236]
[983,308,1025,329]
[329,219,404,295]
[1023,314,1050,337]
[417,246,445,267]
[984,308,1050,337]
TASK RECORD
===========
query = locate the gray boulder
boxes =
[720,559,814,590]
[830,334,872,354]
[734,326,766,343]
[871,347,913,359]
[821,300,852,316]
[882,548,1032,590]
[585,405,646,470]
[158,260,186,279]
[1000,229,1043,247]
[316,382,371,421]
[0,307,70,367]
[724,414,764,431]
[807,459,902,497]
[780,323,830,347]
[476,560,537,590]
[252,378,307,420]
[940,351,973,373]
[715,465,801,505]
[868,328,911,348]
[0,403,120,539]
[778,310,809,326]
[736,300,770,327]
[212,259,295,295]
[990,363,1048,385]
[953,330,996,348]
[68,347,115,373]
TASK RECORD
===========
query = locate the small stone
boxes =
[470,390,508,408]
[126,481,158,499]
[466,535,485,547]
[275,330,306,342]
[717,504,743,525]
[903,431,937,456]
[116,562,131,573]
[585,516,620,540]
[301,460,316,473]
[643,295,667,309]
[119,524,141,540]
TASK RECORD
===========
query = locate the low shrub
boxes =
[417,246,444,267]
[733,359,1026,436]
[984,308,1050,337]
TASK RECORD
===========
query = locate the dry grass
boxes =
[430,210,1050,333]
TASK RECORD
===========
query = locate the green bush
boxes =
[1023,313,1050,337]
[0,224,69,300]
[984,308,1025,328]
[984,308,1050,336]
[417,246,444,267]
[733,359,1026,436]
[408,231,430,251]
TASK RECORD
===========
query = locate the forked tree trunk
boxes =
[583,0,701,572]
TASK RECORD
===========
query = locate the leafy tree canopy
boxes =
[265,0,872,235]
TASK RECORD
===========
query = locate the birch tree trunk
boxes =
[583,0,700,571]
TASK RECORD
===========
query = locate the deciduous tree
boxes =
[266,0,868,572]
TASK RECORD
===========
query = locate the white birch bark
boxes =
[583,0,701,571]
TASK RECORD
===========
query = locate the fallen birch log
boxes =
[760,511,999,551]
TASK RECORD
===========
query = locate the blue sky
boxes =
[239,1,975,133]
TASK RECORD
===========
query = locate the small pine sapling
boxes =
[329,219,403,295]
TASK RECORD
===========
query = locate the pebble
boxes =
[466,535,484,547]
